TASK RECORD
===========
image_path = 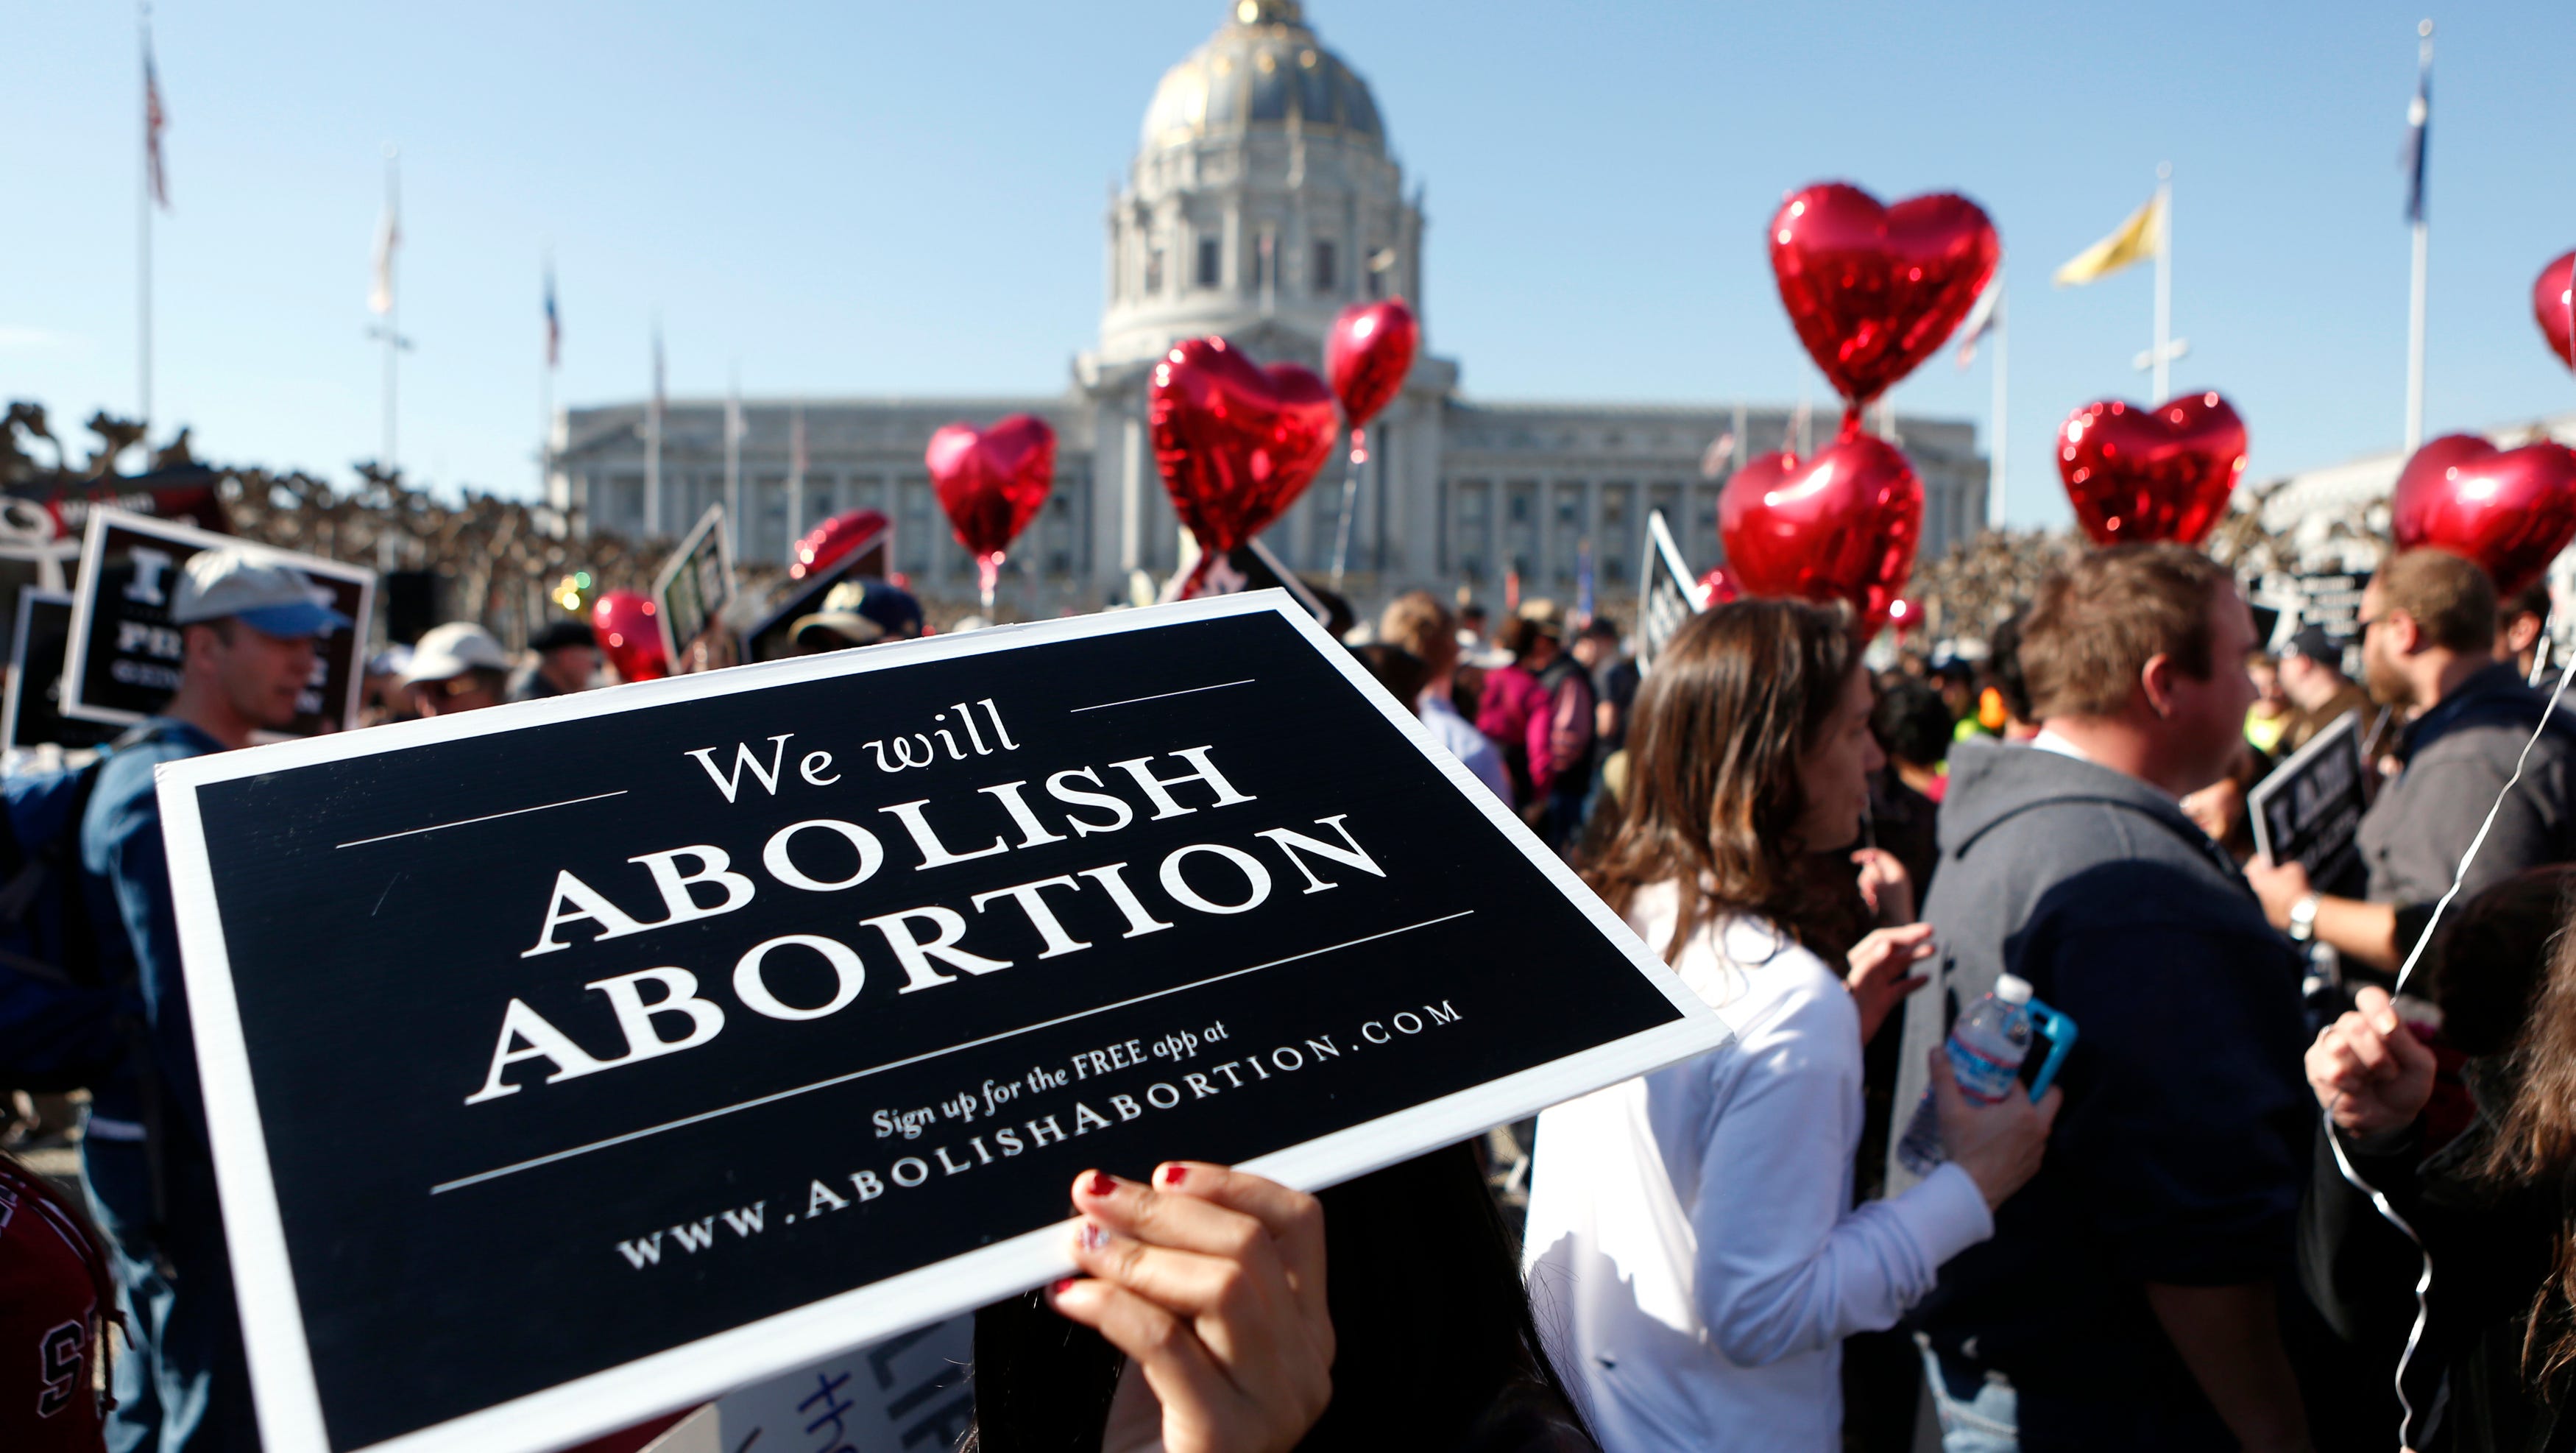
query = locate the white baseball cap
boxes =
[169,548,351,638]
[400,622,512,685]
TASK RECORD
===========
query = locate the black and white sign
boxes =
[4,589,118,750]
[654,505,737,669]
[158,591,1726,1453]
[1636,508,1703,675]
[61,508,373,734]
[2250,710,2366,894]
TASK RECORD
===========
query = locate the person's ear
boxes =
[2139,651,2177,718]
[2387,610,2424,657]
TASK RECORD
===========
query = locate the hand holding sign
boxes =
[158,594,1721,1453]
[1052,1164,1332,1453]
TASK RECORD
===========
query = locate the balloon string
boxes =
[1329,427,1365,587]
[976,551,1000,615]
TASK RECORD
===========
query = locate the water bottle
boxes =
[1896,972,2037,1177]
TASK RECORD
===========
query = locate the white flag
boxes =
[1955,269,2003,370]
[369,199,399,317]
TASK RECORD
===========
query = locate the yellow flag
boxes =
[2053,194,2164,287]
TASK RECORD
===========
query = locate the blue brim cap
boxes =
[234,599,352,640]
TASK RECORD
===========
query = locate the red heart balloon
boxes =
[2537,251,2575,373]
[1770,183,2000,406]
[927,414,1055,561]
[1325,299,1420,430]
[590,590,668,683]
[1150,337,1339,556]
[2390,433,2576,597]
[2056,392,2248,548]
[1719,429,1923,636]
[788,509,891,582]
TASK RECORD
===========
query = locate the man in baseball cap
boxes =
[79,545,348,1452]
[400,621,513,716]
[790,577,924,653]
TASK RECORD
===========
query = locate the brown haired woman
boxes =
[2303,867,2576,1451]
[1521,600,2058,1452]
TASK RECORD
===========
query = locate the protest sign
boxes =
[1636,508,1702,674]
[1157,535,1334,627]
[158,590,1729,1453]
[60,507,372,734]
[3,589,118,750]
[2250,709,2367,897]
[653,504,738,671]
[707,1318,972,1453]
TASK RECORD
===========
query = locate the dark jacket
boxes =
[2363,664,2576,911]
[2301,1067,2573,1452]
[1892,740,2313,1422]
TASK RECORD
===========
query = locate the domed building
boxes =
[551,1,1989,617]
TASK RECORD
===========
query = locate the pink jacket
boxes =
[1476,665,1551,804]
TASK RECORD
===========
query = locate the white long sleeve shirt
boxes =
[1522,881,1992,1453]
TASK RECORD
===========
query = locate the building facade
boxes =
[551,1,1987,616]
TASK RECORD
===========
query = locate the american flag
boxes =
[144,44,170,209]
[2402,43,2430,224]
[543,266,560,369]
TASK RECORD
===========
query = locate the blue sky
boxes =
[5,1,2573,529]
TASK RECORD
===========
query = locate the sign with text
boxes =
[1636,509,1702,675]
[2250,709,2366,897]
[159,592,1724,1453]
[61,508,372,734]
[4,589,118,750]
[654,505,737,671]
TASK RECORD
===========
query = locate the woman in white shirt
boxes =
[1524,600,2060,1452]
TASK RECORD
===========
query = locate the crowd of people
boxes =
[17,535,2576,1453]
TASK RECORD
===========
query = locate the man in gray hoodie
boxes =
[1892,545,2314,1452]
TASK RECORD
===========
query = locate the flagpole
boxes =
[366,144,408,481]
[2404,19,2433,453]
[539,255,553,502]
[137,3,153,460]
[2152,163,2173,406]
[725,364,743,543]
[1990,275,2009,529]
[785,403,807,565]
[645,322,663,538]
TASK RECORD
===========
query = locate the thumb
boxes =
[2029,1085,2064,1136]
[1928,1047,1965,1109]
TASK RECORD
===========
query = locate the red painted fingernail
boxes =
[1080,1222,1110,1251]
[1047,1278,1075,1297]
[1083,1171,1116,1197]
[1160,1164,1188,1186]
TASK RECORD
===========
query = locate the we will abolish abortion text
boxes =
[451,695,1465,1261]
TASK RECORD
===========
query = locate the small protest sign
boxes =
[707,1318,972,1453]
[159,591,1727,1453]
[61,507,372,734]
[1636,508,1703,674]
[1158,535,1334,629]
[3,589,118,750]
[653,504,737,671]
[2250,709,2367,897]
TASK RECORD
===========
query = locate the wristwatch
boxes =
[2287,894,2320,943]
